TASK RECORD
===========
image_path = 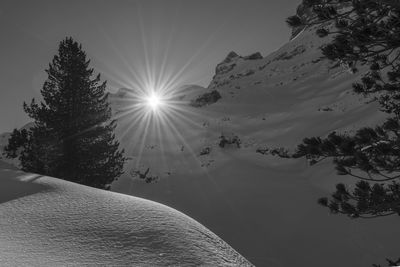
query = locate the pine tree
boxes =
[5,37,125,189]
[287,0,400,218]
[287,1,400,265]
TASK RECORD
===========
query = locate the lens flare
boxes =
[93,4,223,185]
[146,93,162,111]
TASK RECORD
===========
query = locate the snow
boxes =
[0,160,251,266]
[2,12,399,267]
[109,23,399,267]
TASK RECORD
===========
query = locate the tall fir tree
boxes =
[5,37,125,189]
[287,1,400,266]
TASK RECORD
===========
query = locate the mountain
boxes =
[0,161,251,266]
[1,3,398,266]
[109,11,397,267]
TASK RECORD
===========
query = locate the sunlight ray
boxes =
[164,108,204,130]
[111,104,144,122]
[156,38,174,91]
[134,112,153,168]
[95,26,148,92]
[117,110,150,154]
[154,115,169,172]
[160,20,231,94]
[160,113,203,168]
[135,4,153,90]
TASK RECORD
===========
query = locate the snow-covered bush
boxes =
[199,147,211,156]
[219,135,241,148]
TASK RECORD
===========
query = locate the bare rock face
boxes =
[289,3,313,40]
[190,90,222,107]
[214,51,263,77]
[244,52,263,60]
[222,51,240,64]
[215,51,240,76]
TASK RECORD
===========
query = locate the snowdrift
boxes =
[0,161,251,266]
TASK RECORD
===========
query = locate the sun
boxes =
[145,92,162,111]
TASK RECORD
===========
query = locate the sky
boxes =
[0,0,300,133]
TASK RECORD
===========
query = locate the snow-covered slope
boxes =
[2,4,398,266]
[109,14,398,267]
[0,160,251,266]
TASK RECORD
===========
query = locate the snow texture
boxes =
[0,161,252,266]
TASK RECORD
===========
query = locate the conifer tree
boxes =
[5,37,125,189]
[287,1,400,265]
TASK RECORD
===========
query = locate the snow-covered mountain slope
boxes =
[109,16,398,267]
[0,160,251,266]
[2,5,398,267]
